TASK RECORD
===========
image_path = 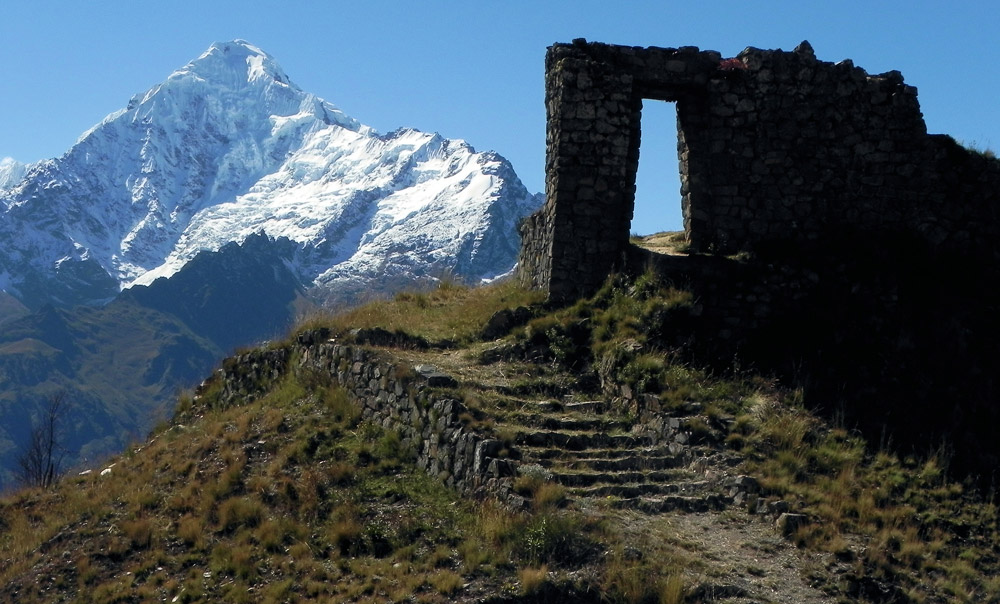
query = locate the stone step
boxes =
[520,400,563,413]
[513,430,654,450]
[612,493,732,514]
[504,413,630,432]
[550,468,694,487]
[508,399,610,414]
[516,442,708,462]
[545,454,691,472]
[563,400,610,414]
[567,482,693,499]
[583,478,717,498]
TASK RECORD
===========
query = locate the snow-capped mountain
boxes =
[0,40,541,308]
[0,158,30,191]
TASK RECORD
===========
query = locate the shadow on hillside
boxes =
[629,232,1000,491]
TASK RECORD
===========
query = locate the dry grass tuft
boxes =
[518,565,549,595]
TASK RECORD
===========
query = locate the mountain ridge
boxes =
[0,39,541,308]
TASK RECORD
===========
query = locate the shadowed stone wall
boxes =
[200,333,521,505]
[518,39,1000,301]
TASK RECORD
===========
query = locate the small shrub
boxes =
[177,514,205,549]
[513,474,543,497]
[516,513,591,565]
[326,461,355,485]
[323,385,361,427]
[76,555,98,586]
[477,501,521,555]
[754,405,818,453]
[91,576,135,603]
[604,556,648,603]
[255,519,285,552]
[217,497,264,533]
[174,391,195,417]
[604,544,688,604]
[211,542,258,581]
[121,517,154,550]
[458,537,490,571]
[659,574,686,604]
[288,541,313,561]
[427,543,455,568]
[682,416,714,443]
[620,353,668,395]
[725,432,747,450]
[533,482,567,510]
[330,517,363,556]
[356,420,383,443]
[375,430,406,462]
[262,375,307,409]
[718,57,746,71]
[515,464,553,495]
[519,565,549,595]
[363,516,395,558]
[428,570,463,595]
[261,579,296,604]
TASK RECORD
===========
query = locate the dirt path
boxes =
[661,511,841,603]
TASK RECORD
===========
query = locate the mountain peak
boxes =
[0,157,29,191]
[0,41,541,309]
[172,39,294,89]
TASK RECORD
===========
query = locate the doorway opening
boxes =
[631,100,683,236]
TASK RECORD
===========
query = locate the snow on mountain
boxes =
[0,40,541,307]
[0,157,30,191]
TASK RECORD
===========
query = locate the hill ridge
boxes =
[3,278,999,602]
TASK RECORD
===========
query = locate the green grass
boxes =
[0,322,617,602]
[730,389,1000,601]
[498,271,1000,601]
[3,276,1000,602]
[295,279,544,345]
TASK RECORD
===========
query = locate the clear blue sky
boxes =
[2,1,998,233]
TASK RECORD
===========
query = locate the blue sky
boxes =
[2,1,998,233]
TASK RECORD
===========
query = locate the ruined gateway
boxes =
[518,39,1000,301]
[517,39,1000,486]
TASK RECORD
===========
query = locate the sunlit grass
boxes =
[296,279,544,345]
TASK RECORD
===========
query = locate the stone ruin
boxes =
[515,39,1000,487]
[517,39,1000,301]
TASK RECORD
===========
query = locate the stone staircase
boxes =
[487,396,749,513]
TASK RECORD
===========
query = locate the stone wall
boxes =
[200,331,517,503]
[518,39,1000,301]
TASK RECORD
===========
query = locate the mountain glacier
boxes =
[0,40,541,308]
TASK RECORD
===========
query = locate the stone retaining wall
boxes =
[201,332,518,503]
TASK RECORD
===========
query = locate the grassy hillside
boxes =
[0,235,310,489]
[2,276,998,603]
[0,300,222,489]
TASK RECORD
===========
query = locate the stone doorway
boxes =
[632,99,683,236]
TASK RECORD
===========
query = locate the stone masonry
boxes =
[200,332,518,503]
[518,39,1000,301]
[198,332,766,514]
